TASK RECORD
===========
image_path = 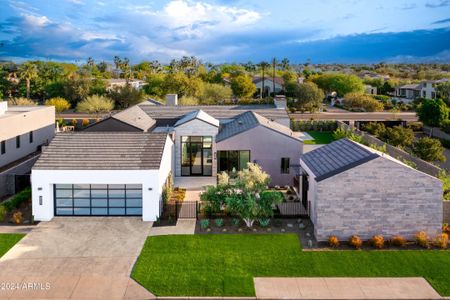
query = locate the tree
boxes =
[343,93,384,112]
[280,58,290,70]
[271,58,278,96]
[108,85,144,109]
[19,62,38,99]
[162,72,202,98]
[416,98,448,128]
[198,83,232,104]
[412,137,446,162]
[311,73,365,96]
[7,97,36,106]
[76,95,114,116]
[383,126,414,148]
[144,73,166,97]
[258,61,270,98]
[230,75,256,99]
[435,82,450,102]
[63,77,91,107]
[44,97,70,114]
[293,82,324,112]
[362,122,386,137]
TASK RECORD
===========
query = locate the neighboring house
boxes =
[105,79,147,91]
[365,85,377,95]
[299,138,442,241]
[253,76,284,97]
[0,102,55,169]
[395,78,448,100]
[31,132,173,221]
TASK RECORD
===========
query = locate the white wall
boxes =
[31,169,160,221]
[157,135,174,214]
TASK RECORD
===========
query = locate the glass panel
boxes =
[74,198,90,207]
[109,199,125,207]
[91,208,108,215]
[109,184,125,189]
[218,151,228,172]
[203,148,212,176]
[191,143,202,174]
[181,136,189,142]
[228,151,239,173]
[109,189,125,198]
[91,184,107,189]
[126,208,142,215]
[92,199,107,207]
[126,184,142,189]
[73,189,90,198]
[55,189,72,198]
[73,208,90,215]
[239,151,250,171]
[203,136,212,148]
[126,189,142,198]
[181,142,190,176]
[109,208,125,215]
[56,208,73,215]
[55,184,72,189]
[91,189,107,198]
[56,198,72,207]
[126,198,141,207]
[74,184,90,189]
[181,166,190,176]
[190,136,202,143]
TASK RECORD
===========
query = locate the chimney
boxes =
[273,95,287,109]
[0,102,7,116]
[166,94,178,106]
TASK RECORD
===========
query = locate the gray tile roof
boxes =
[112,105,156,131]
[216,111,300,142]
[33,132,168,170]
[174,109,220,127]
[138,104,289,120]
[301,138,379,181]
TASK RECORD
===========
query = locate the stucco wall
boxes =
[173,119,219,177]
[216,126,303,186]
[313,157,442,241]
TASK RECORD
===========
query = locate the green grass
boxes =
[0,234,25,258]
[132,234,450,297]
[304,131,336,144]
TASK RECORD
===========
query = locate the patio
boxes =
[174,176,216,190]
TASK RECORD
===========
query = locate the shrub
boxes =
[348,235,363,249]
[2,188,31,212]
[328,236,340,248]
[259,218,270,227]
[231,218,240,227]
[415,231,429,248]
[81,118,90,127]
[343,92,384,112]
[371,235,385,249]
[200,219,210,229]
[443,224,450,235]
[390,235,407,247]
[434,233,448,249]
[412,137,446,162]
[441,119,450,134]
[0,206,7,222]
[71,118,78,127]
[44,97,71,113]
[362,122,386,137]
[12,212,23,225]
[214,218,224,227]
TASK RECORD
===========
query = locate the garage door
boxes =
[54,184,142,216]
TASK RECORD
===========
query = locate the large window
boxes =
[281,157,290,174]
[218,151,250,173]
[1,141,5,155]
[54,184,142,216]
[181,136,212,176]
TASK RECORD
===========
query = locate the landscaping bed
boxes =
[304,131,336,144]
[0,234,25,258]
[0,188,35,226]
[132,234,450,297]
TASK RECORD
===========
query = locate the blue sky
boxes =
[0,0,449,63]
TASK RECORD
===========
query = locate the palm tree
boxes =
[19,62,38,99]
[113,56,122,69]
[121,57,132,84]
[272,58,278,97]
[258,61,270,98]
[281,58,290,70]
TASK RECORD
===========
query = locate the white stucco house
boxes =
[395,78,448,100]
[31,132,173,221]
[253,77,284,97]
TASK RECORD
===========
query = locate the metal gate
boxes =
[162,201,198,220]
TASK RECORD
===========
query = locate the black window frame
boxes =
[217,150,251,173]
[29,131,33,143]
[54,184,143,216]
[1,141,5,155]
[180,136,213,176]
[281,157,290,174]
[16,135,20,148]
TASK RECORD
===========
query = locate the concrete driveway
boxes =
[0,217,154,299]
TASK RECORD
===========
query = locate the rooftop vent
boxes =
[166,94,178,106]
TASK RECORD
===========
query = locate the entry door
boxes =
[190,142,203,176]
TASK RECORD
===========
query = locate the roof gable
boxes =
[174,109,219,127]
[112,105,156,131]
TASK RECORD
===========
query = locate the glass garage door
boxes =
[54,184,142,216]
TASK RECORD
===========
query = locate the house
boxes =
[395,78,448,100]
[299,138,442,241]
[0,102,55,169]
[105,79,147,91]
[31,132,172,221]
[252,76,284,97]
[365,85,377,95]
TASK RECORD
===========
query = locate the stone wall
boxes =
[444,201,450,224]
[338,121,441,177]
[314,156,443,241]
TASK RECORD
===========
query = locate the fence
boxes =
[0,174,31,198]
[338,121,441,177]
[276,202,308,217]
[162,201,198,220]
[444,201,450,224]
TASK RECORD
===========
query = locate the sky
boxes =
[0,0,449,64]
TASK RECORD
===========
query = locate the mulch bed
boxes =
[0,199,37,226]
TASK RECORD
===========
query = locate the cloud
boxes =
[425,0,450,7]
[432,18,450,24]
[398,3,416,9]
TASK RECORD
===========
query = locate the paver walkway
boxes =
[149,219,196,236]
[254,277,442,299]
[0,217,155,299]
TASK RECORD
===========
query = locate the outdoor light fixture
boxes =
[39,196,42,205]
[38,187,42,191]
[148,188,153,191]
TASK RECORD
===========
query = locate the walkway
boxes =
[254,277,441,299]
[0,217,154,299]
[149,219,196,236]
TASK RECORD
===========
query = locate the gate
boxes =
[162,201,198,221]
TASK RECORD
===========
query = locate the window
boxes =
[16,136,20,148]
[281,157,290,174]
[181,136,213,176]
[29,131,33,143]
[1,141,5,155]
[218,151,250,173]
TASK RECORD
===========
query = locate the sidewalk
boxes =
[149,219,196,236]
[254,277,442,299]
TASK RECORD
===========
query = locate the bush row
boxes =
[291,120,337,132]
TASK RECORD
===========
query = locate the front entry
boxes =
[181,136,212,176]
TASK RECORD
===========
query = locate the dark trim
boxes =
[314,153,379,182]
[180,136,213,176]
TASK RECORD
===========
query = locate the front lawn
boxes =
[0,234,25,258]
[304,131,336,144]
[132,234,450,297]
